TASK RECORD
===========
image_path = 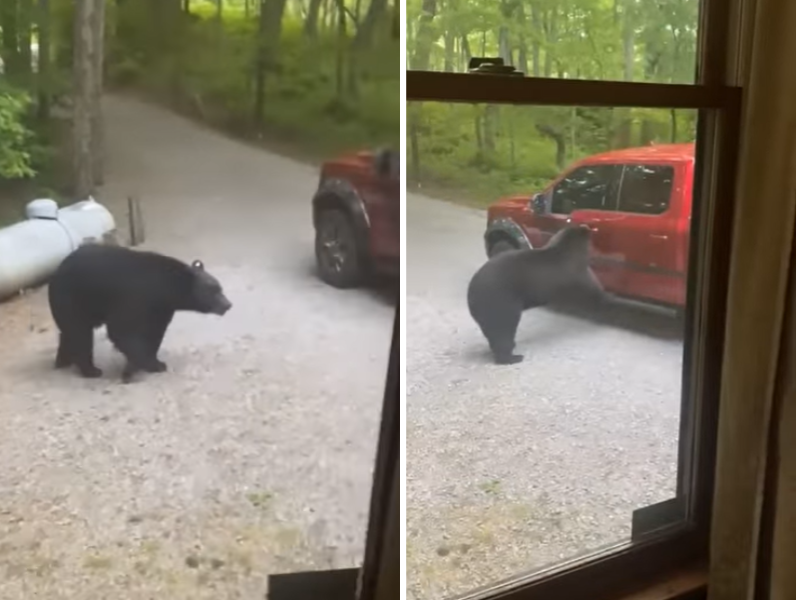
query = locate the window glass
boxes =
[406,101,699,600]
[551,164,620,214]
[618,165,675,215]
[0,1,398,597]
[406,0,700,84]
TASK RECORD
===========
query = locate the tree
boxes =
[71,0,103,198]
[253,0,288,126]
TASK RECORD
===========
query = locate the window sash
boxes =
[405,71,743,600]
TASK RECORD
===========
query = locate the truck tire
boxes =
[488,238,518,259]
[315,208,366,289]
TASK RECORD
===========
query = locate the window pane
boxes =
[618,165,676,215]
[406,0,700,84]
[0,1,399,597]
[407,101,699,599]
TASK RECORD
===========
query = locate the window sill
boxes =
[617,564,706,600]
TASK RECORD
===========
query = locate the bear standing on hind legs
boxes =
[467,225,607,365]
[48,244,233,383]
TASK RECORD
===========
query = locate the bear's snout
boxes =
[214,296,233,316]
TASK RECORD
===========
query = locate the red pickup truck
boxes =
[313,149,400,289]
[484,144,695,309]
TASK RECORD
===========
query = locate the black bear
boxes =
[467,225,606,365]
[48,244,232,383]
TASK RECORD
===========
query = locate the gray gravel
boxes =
[0,95,394,599]
[406,192,685,599]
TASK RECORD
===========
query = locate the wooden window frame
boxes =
[406,0,745,597]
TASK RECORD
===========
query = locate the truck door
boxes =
[520,163,625,292]
[599,162,686,306]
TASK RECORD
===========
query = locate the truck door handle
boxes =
[650,234,669,240]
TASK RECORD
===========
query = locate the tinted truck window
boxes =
[551,164,620,214]
[617,165,675,215]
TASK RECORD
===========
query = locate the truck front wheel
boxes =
[315,209,366,289]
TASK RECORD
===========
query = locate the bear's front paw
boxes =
[494,353,524,365]
[79,365,103,378]
[147,359,168,373]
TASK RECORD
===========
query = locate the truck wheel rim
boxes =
[320,221,350,273]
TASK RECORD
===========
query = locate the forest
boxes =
[406,0,701,205]
[0,0,400,224]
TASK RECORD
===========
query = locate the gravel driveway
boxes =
[0,95,395,599]
[405,192,686,599]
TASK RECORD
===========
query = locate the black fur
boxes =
[48,244,232,383]
[467,225,605,365]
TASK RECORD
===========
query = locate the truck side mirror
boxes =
[529,193,546,214]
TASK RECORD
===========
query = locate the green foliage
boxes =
[106,0,400,159]
[0,83,36,179]
[407,0,700,205]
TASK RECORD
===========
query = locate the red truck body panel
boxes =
[487,144,696,308]
[319,150,400,273]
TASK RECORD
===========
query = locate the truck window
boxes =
[617,165,675,215]
[551,164,621,214]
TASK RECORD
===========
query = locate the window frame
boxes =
[406,0,744,595]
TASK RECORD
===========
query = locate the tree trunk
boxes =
[72,0,97,198]
[508,117,516,175]
[530,4,541,76]
[334,0,346,100]
[517,35,528,74]
[443,30,454,72]
[18,0,33,83]
[483,104,497,155]
[410,0,435,71]
[537,123,566,170]
[670,109,678,143]
[461,33,471,65]
[498,25,511,65]
[616,6,635,147]
[409,109,421,183]
[543,8,557,77]
[1,0,21,79]
[353,0,387,48]
[90,0,105,185]
[303,0,323,37]
[253,0,288,126]
[36,0,51,120]
[473,111,484,161]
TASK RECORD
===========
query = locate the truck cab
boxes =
[485,144,695,308]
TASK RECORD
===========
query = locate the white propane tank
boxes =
[0,197,116,301]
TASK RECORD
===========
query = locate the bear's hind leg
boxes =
[70,328,102,378]
[55,333,74,369]
[486,310,523,365]
[107,311,166,383]
[489,336,524,365]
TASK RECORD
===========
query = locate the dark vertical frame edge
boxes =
[357,300,401,600]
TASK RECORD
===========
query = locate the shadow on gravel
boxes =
[302,261,398,308]
[544,296,685,342]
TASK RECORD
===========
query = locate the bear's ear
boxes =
[191,260,205,271]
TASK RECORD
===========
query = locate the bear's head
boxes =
[188,260,232,316]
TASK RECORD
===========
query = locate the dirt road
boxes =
[0,96,394,599]
[405,191,686,599]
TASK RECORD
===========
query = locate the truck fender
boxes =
[484,218,533,256]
